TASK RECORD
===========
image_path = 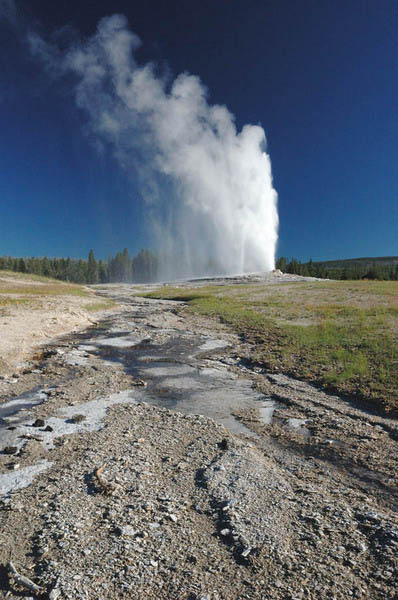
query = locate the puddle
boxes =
[71,317,270,438]
[0,390,138,457]
[217,416,257,438]
[94,334,146,348]
[256,400,312,438]
[0,460,52,498]
[140,364,196,377]
[0,388,47,428]
[40,390,138,450]
[286,418,311,438]
[65,349,89,366]
[258,399,277,424]
[152,376,204,391]
[196,339,230,353]
[199,367,237,380]
[78,344,98,352]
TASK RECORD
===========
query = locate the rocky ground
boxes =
[0,278,397,599]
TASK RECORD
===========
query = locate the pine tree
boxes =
[18,258,26,273]
[122,248,133,282]
[87,250,98,284]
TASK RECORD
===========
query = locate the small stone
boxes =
[136,531,148,539]
[70,414,86,424]
[168,514,178,523]
[44,425,54,432]
[32,418,45,427]
[220,528,230,536]
[3,446,18,455]
[217,438,229,450]
[118,526,137,537]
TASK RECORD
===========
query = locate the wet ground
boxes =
[2,289,398,501]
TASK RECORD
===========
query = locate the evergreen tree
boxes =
[122,248,133,282]
[276,256,287,272]
[98,260,108,283]
[87,249,98,284]
[18,258,26,273]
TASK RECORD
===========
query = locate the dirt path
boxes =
[0,284,397,599]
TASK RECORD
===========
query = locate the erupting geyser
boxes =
[29,14,279,279]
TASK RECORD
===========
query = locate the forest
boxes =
[276,256,398,281]
[0,248,159,284]
[1,251,397,284]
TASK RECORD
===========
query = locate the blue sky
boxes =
[0,0,397,262]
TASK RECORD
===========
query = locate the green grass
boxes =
[145,280,398,413]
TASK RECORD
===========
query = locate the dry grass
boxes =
[0,270,89,298]
[84,300,117,312]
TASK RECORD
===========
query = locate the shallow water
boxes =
[76,323,260,437]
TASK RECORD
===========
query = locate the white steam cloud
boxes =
[29,14,279,278]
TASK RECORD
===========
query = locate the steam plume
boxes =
[30,14,279,278]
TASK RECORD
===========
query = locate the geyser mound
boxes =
[29,14,279,279]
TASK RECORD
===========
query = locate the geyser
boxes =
[29,14,279,279]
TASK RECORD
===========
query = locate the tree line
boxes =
[2,250,397,283]
[0,248,159,284]
[276,257,398,281]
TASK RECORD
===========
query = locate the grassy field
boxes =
[84,300,116,312]
[0,272,119,316]
[146,280,398,413]
[0,270,90,301]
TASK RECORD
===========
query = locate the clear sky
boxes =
[0,0,397,262]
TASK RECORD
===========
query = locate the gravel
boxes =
[0,282,397,599]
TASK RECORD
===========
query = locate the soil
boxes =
[0,276,397,599]
[0,276,105,376]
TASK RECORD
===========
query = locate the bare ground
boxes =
[0,277,397,599]
[0,275,115,376]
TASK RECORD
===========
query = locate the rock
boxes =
[3,446,18,455]
[217,438,229,450]
[117,526,137,537]
[70,414,86,424]
[32,418,45,427]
